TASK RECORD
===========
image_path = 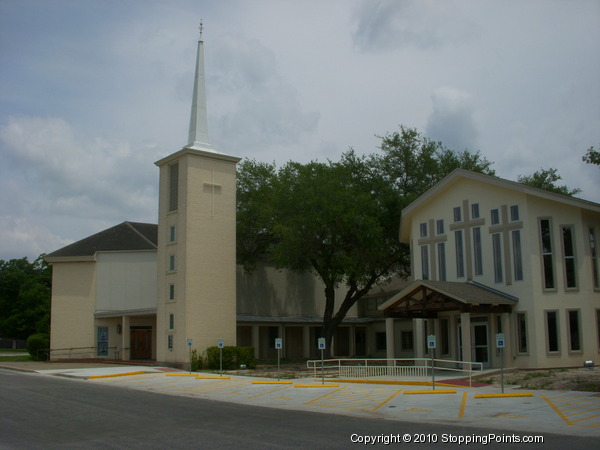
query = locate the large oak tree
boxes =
[236,126,495,356]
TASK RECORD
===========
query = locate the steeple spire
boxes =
[187,20,214,151]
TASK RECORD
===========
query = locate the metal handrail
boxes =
[47,346,120,361]
[306,358,484,386]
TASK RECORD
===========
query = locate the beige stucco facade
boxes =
[384,169,600,369]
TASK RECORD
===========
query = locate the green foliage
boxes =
[517,168,581,197]
[193,346,256,371]
[0,255,51,339]
[236,125,496,355]
[583,145,600,166]
[373,125,495,206]
[26,333,50,361]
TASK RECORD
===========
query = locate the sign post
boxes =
[217,338,224,377]
[427,335,437,390]
[318,338,326,385]
[496,333,505,393]
[187,338,193,374]
[275,338,283,381]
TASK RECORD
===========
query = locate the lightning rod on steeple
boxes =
[199,19,203,41]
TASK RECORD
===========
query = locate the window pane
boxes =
[562,226,577,288]
[455,230,465,278]
[568,310,581,351]
[546,311,559,352]
[517,313,528,353]
[540,219,555,289]
[512,230,523,281]
[436,219,444,235]
[590,228,599,288]
[540,219,552,254]
[473,227,483,276]
[492,233,503,283]
[471,203,480,219]
[420,223,427,238]
[438,242,446,281]
[491,209,500,225]
[421,246,429,280]
[453,207,462,222]
[510,205,519,221]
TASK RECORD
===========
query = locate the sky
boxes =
[1,0,599,261]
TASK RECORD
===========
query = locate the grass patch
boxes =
[0,354,32,362]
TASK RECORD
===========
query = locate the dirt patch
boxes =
[473,367,600,392]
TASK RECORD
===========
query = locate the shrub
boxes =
[26,333,49,361]
[204,346,255,370]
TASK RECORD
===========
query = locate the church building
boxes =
[45,30,382,366]
[45,30,600,370]
[380,169,600,369]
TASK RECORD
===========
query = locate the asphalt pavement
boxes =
[2,361,599,439]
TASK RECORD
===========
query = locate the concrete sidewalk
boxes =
[2,361,600,439]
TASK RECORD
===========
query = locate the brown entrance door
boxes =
[130,327,152,360]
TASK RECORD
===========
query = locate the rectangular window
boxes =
[169,283,175,301]
[169,225,176,243]
[567,310,581,352]
[453,206,462,222]
[473,227,483,276]
[512,230,523,281]
[436,219,444,235]
[540,219,555,289]
[169,313,174,330]
[517,313,528,353]
[455,230,465,278]
[491,208,500,225]
[441,319,450,355]
[590,228,599,289]
[561,226,577,289]
[510,205,520,221]
[419,222,428,238]
[545,311,559,353]
[168,334,173,350]
[437,242,446,281]
[492,233,503,283]
[169,254,175,272]
[471,203,480,219]
[401,331,414,351]
[421,246,429,280]
[168,163,179,212]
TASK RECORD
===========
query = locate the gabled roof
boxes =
[378,279,517,318]
[399,169,600,242]
[45,221,158,261]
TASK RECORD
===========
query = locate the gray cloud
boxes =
[352,0,481,52]
[425,87,479,152]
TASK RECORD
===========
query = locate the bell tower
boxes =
[155,24,241,367]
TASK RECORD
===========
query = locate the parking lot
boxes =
[40,366,597,437]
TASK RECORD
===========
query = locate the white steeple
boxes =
[187,21,215,152]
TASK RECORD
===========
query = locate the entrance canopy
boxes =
[378,280,517,318]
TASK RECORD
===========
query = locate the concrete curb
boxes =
[404,389,457,394]
[474,392,534,398]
